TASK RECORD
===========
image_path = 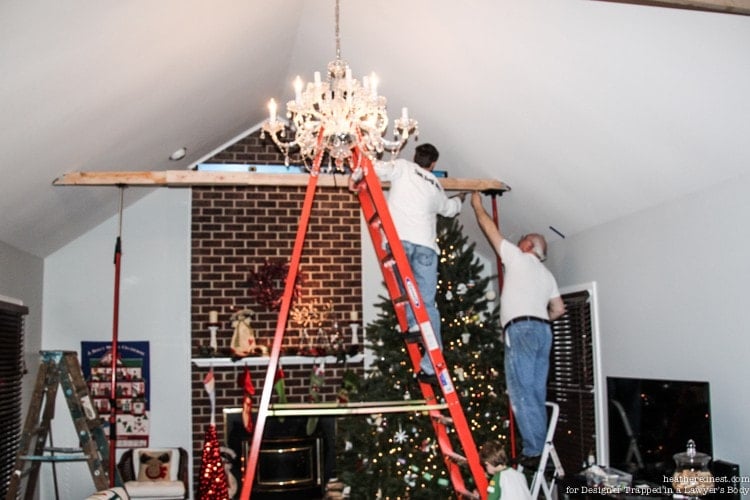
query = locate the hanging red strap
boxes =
[490,191,516,460]
[109,187,124,486]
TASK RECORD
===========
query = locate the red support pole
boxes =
[490,193,516,460]
[109,188,124,486]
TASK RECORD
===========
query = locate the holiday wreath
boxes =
[246,260,302,310]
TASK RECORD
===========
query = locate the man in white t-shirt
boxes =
[471,192,565,467]
[357,144,463,381]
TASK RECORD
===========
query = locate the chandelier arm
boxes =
[380,137,408,153]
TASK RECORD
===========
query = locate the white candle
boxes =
[401,107,409,121]
[293,76,303,103]
[268,99,277,124]
[209,325,218,350]
[314,71,321,88]
[209,310,218,324]
[370,73,378,97]
[350,310,359,322]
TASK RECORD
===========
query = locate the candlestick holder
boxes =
[350,323,360,345]
[208,324,219,353]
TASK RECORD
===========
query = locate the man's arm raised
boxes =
[471,191,503,252]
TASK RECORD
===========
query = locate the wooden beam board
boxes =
[53,170,510,193]
[53,171,168,186]
[595,0,750,15]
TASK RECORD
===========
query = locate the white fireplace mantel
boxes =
[191,353,364,368]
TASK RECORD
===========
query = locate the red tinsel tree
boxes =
[199,367,229,499]
[198,424,229,499]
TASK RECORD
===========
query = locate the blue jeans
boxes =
[400,241,442,375]
[504,320,552,456]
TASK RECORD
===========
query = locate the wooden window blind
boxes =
[0,299,28,499]
[547,289,596,474]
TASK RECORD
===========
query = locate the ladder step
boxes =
[367,212,382,227]
[455,487,480,500]
[443,450,468,464]
[403,330,421,343]
[392,295,410,308]
[45,446,88,453]
[381,253,395,267]
[432,413,453,426]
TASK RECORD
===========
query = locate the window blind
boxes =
[548,290,596,473]
[0,300,28,499]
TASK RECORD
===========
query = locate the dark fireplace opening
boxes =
[223,409,335,499]
[256,437,322,492]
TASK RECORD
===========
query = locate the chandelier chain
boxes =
[335,0,341,60]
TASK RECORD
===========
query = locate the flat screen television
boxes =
[607,376,712,486]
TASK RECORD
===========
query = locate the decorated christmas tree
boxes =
[337,215,510,498]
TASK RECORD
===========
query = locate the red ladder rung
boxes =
[444,450,468,464]
[455,488,481,500]
[433,413,453,426]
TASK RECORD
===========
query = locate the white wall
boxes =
[42,188,192,498]
[545,172,750,481]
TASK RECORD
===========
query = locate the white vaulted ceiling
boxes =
[1,1,749,257]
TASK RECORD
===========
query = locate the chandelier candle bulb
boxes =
[314,71,321,88]
[268,99,277,124]
[370,73,378,97]
[401,107,409,121]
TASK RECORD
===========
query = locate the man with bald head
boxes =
[470,192,565,469]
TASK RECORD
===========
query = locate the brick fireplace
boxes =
[190,131,365,496]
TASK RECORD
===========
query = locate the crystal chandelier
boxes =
[261,0,418,170]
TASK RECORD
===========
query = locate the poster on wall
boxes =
[81,341,150,447]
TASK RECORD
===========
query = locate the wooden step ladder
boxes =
[5,350,120,500]
[238,140,487,499]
